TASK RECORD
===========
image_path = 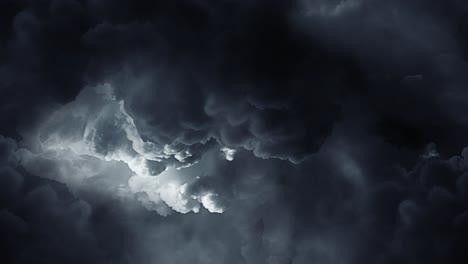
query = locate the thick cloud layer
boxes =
[1,0,468,263]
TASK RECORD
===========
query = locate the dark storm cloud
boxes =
[0,0,94,138]
[297,0,468,154]
[1,0,468,263]
[0,136,106,264]
[85,1,357,162]
[344,143,468,264]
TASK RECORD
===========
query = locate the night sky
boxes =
[1,0,468,263]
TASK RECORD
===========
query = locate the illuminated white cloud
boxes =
[19,83,224,215]
[221,147,236,161]
[199,192,224,213]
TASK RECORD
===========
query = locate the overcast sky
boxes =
[1,0,468,263]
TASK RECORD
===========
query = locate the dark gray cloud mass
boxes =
[1,0,468,263]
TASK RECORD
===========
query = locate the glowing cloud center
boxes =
[31,84,224,215]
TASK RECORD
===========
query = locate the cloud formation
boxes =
[17,84,225,215]
[1,0,468,263]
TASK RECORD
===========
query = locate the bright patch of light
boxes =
[221,147,236,161]
[200,193,224,213]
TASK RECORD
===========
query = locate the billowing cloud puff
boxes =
[221,147,236,161]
